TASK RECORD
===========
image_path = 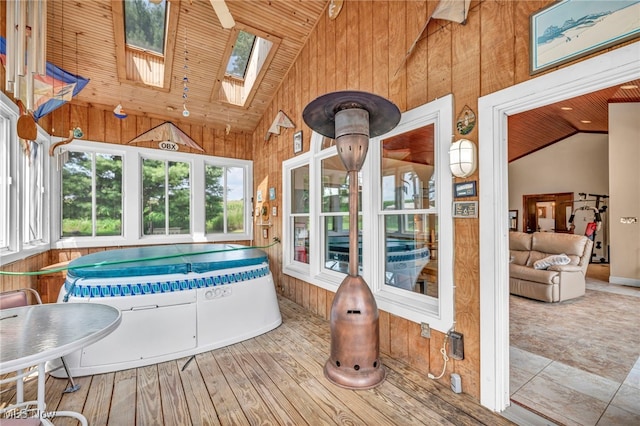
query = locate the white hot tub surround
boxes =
[50,243,281,377]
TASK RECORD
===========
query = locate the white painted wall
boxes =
[508,133,609,240]
[608,103,640,284]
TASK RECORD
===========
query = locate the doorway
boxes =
[478,43,638,411]
[523,192,573,233]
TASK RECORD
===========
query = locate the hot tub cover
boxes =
[66,244,268,279]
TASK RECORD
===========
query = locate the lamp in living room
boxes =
[449,138,477,178]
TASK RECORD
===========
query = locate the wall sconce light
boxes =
[449,139,477,178]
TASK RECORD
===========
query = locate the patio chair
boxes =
[0,288,80,394]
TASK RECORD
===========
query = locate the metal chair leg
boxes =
[61,357,80,393]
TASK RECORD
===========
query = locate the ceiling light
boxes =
[560,106,573,111]
[620,84,638,90]
[580,120,592,124]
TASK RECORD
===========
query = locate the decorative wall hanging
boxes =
[265,110,295,141]
[455,105,476,135]
[328,0,344,20]
[128,121,204,152]
[293,130,303,154]
[395,0,472,76]
[530,0,640,75]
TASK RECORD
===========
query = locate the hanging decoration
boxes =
[182,28,190,117]
[394,0,472,76]
[1,1,89,121]
[264,110,295,141]
[455,105,476,135]
[128,121,204,152]
[113,103,127,119]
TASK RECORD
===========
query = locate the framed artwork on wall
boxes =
[529,0,640,74]
[293,130,303,154]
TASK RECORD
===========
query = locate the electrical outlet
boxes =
[451,373,462,393]
[420,322,431,338]
[448,331,464,360]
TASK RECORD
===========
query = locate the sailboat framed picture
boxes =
[530,0,640,75]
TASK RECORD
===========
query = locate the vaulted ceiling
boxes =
[38,1,639,155]
[45,0,327,134]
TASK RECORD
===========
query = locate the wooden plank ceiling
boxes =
[508,79,640,162]
[45,0,328,134]
[42,1,637,153]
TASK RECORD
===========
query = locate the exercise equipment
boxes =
[568,193,609,263]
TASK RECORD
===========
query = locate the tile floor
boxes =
[510,281,640,425]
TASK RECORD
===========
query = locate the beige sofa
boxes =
[509,232,593,302]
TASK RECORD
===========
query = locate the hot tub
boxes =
[51,244,281,377]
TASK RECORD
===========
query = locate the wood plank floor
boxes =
[1,297,513,425]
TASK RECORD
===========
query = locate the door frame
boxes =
[523,192,573,233]
[477,42,640,411]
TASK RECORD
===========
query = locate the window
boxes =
[0,92,50,263]
[62,151,123,237]
[22,141,45,244]
[52,139,252,248]
[321,155,363,274]
[142,158,190,236]
[123,0,167,54]
[283,95,454,331]
[291,165,310,264]
[205,165,245,234]
[0,111,12,251]
[380,125,437,296]
[113,0,178,88]
[226,31,257,79]
[213,24,281,107]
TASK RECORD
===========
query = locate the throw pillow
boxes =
[533,254,571,270]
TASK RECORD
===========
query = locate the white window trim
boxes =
[51,139,253,249]
[368,95,454,332]
[282,152,312,278]
[0,91,50,264]
[283,95,455,332]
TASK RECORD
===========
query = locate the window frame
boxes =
[51,139,253,249]
[0,91,50,264]
[211,23,281,108]
[283,95,455,332]
[112,0,179,89]
[369,95,454,331]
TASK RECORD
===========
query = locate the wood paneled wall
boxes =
[5,0,628,403]
[250,0,556,400]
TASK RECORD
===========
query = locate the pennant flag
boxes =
[0,36,90,121]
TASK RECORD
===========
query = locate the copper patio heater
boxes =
[303,91,400,389]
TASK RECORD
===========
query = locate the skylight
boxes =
[123,0,167,54]
[213,24,280,107]
[226,31,257,80]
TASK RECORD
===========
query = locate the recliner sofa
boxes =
[509,231,593,302]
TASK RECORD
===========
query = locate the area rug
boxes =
[510,287,640,383]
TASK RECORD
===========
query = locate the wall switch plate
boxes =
[420,322,431,338]
[451,373,462,393]
[448,331,464,360]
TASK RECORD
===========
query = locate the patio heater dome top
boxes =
[302,91,401,139]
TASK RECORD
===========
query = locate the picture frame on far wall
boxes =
[529,0,640,75]
[293,130,303,154]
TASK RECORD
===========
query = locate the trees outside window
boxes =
[62,152,123,237]
[205,165,245,234]
[142,159,190,235]
[123,0,167,54]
